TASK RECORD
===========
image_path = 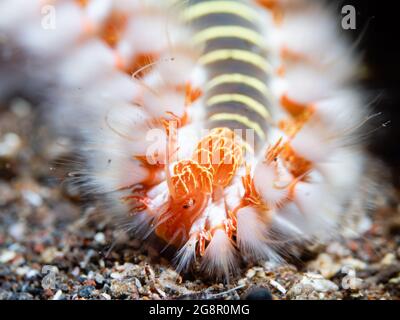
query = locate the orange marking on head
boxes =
[155,127,245,247]
[127,125,245,248]
[170,160,213,199]
[193,128,243,189]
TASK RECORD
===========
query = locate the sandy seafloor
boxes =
[0,99,399,300]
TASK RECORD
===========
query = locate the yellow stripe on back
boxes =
[206,73,273,101]
[198,49,271,73]
[207,93,271,120]
[208,113,266,140]
[193,26,265,48]
[182,1,259,23]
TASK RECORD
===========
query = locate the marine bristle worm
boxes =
[0,0,370,279]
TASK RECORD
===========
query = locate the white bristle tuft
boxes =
[253,160,290,208]
[201,230,237,280]
[174,236,198,273]
[236,207,279,262]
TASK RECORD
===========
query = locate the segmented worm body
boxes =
[0,0,368,278]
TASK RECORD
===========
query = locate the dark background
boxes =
[338,0,400,185]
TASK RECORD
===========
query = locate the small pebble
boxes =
[389,276,400,285]
[26,269,39,279]
[242,286,273,300]
[71,267,80,277]
[16,266,30,276]
[21,190,43,207]
[381,253,396,266]
[295,273,339,293]
[110,279,139,298]
[53,290,63,300]
[245,269,256,279]
[0,133,22,158]
[94,232,106,245]
[110,272,122,280]
[326,243,351,257]
[134,277,142,289]
[9,222,26,241]
[308,253,341,279]
[10,98,31,118]
[101,293,111,300]
[78,286,95,298]
[270,279,287,295]
[341,258,367,271]
[0,250,16,263]
[237,278,248,287]
[0,183,15,205]
[41,248,62,264]
[99,259,105,269]
[95,273,105,284]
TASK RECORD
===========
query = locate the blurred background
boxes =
[349,0,400,185]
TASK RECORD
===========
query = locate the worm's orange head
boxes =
[193,128,244,189]
[155,128,244,246]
